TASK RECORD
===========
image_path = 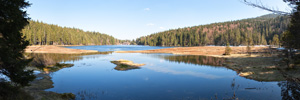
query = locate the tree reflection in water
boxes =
[26,52,111,73]
[278,77,300,100]
[157,55,226,67]
[157,54,300,100]
[25,53,300,99]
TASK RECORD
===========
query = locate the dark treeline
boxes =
[22,20,119,45]
[136,14,289,46]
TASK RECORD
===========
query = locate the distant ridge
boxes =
[256,14,281,19]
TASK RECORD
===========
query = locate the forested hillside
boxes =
[136,14,290,46]
[22,21,118,45]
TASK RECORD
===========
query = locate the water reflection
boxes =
[112,63,141,71]
[145,66,224,79]
[156,55,226,67]
[32,50,300,100]
[28,53,82,67]
[157,54,300,100]
[279,81,300,100]
[145,55,231,78]
[26,52,111,73]
[278,73,300,100]
[157,55,300,82]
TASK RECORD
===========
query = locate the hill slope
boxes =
[136,14,290,46]
[22,21,118,45]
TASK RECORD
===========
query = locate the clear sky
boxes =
[26,0,290,40]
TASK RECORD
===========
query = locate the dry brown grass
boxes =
[115,46,270,57]
[116,46,298,82]
[25,45,98,54]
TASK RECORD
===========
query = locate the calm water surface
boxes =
[45,45,285,100]
[64,45,172,52]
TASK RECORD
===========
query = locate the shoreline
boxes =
[115,46,294,81]
[23,72,75,100]
[25,45,99,54]
[23,45,299,99]
[25,45,289,81]
[115,46,272,58]
[25,45,275,58]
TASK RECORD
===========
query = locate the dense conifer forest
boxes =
[21,14,290,46]
[22,20,118,45]
[136,14,290,46]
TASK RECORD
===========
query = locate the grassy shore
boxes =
[116,46,300,82]
[25,45,98,54]
[21,45,299,99]
[115,46,270,57]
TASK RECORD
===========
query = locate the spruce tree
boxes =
[224,42,232,55]
[272,34,280,47]
[282,1,300,64]
[0,0,35,87]
[284,2,300,49]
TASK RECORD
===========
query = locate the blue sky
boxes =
[26,0,290,40]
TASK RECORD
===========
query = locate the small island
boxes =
[110,59,145,71]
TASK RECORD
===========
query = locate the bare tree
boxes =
[242,0,291,15]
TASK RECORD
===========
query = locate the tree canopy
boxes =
[136,14,289,46]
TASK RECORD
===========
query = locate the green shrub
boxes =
[224,43,232,55]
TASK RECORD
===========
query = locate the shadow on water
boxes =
[225,77,300,100]
[211,73,300,100]
[278,78,300,100]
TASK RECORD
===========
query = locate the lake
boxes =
[64,45,172,52]
[40,45,297,100]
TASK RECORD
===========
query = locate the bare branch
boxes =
[242,0,291,15]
